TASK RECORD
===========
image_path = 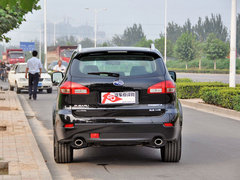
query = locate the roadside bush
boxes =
[176,78,193,83]
[167,58,240,73]
[201,87,240,111]
[168,68,240,74]
[176,82,227,99]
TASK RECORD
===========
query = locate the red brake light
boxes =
[147,80,175,94]
[64,124,74,128]
[90,133,100,139]
[164,123,173,127]
[60,81,89,94]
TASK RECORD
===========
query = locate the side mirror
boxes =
[169,71,176,82]
[51,72,64,86]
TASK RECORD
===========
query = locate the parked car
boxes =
[52,45,183,163]
[47,60,68,74]
[8,63,52,93]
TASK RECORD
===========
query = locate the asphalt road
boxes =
[177,72,240,84]
[20,89,240,180]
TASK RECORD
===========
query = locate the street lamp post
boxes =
[53,22,56,46]
[229,0,237,88]
[164,0,167,64]
[85,8,107,47]
[44,0,47,69]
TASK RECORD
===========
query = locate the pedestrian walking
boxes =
[25,50,42,100]
[0,61,6,81]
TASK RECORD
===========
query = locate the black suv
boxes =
[52,45,183,163]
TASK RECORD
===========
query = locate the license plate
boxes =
[101,92,136,104]
[38,82,42,87]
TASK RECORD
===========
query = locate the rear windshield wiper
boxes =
[88,72,120,77]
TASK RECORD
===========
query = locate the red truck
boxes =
[3,49,25,64]
[47,46,77,64]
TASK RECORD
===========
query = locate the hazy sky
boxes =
[4,0,240,45]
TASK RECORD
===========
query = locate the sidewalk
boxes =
[0,90,52,179]
[180,99,240,121]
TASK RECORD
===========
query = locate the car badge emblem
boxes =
[113,80,124,86]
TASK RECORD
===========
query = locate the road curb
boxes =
[180,99,240,121]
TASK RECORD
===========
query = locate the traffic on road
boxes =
[1,1,240,179]
[19,87,240,180]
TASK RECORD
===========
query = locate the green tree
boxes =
[56,36,78,46]
[154,36,174,57]
[174,33,197,69]
[112,24,145,46]
[195,42,205,70]
[0,0,40,42]
[167,14,228,43]
[135,37,153,47]
[80,38,94,48]
[182,19,193,34]
[194,14,228,42]
[166,22,182,43]
[99,41,112,47]
[204,33,229,70]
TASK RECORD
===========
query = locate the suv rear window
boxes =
[70,54,165,77]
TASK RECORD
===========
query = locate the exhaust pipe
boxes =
[153,138,163,146]
[74,139,84,147]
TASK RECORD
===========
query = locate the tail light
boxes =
[90,133,100,139]
[64,123,74,128]
[164,123,173,127]
[147,80,175,94]
[60,81,89,94]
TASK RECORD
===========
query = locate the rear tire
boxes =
[16,88,21,94]
[161,134,181,162]
[9,85,14,91]
[47,88,52,94]
[54,135,73,163]
[15,82,21,94]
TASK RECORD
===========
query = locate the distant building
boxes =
[45,21,106,45]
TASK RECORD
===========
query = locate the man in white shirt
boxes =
[53,60,66,73]
[25,50,42,100]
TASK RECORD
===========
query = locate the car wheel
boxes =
[47,88,52,93]
[15,83,21,94]
[54,135,73,163]
[39,89,43,93]
[9,85,14,91]
[161,134,181,162]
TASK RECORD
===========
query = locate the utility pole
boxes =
[229,0,237,88]
[44,0,47,69]
[53,22,56,46]
[85,8,107,48]
[164,0,167,64]
[39,28,42,61]
[94,9,97,47]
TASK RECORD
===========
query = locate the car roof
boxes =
[74,47,163,58]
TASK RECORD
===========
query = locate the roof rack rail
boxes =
[150,43,155,50]
[77,44,82,52]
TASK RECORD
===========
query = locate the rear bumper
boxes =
[54,107,182,148]
[58,124,181,148]
[17,82,52,89]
